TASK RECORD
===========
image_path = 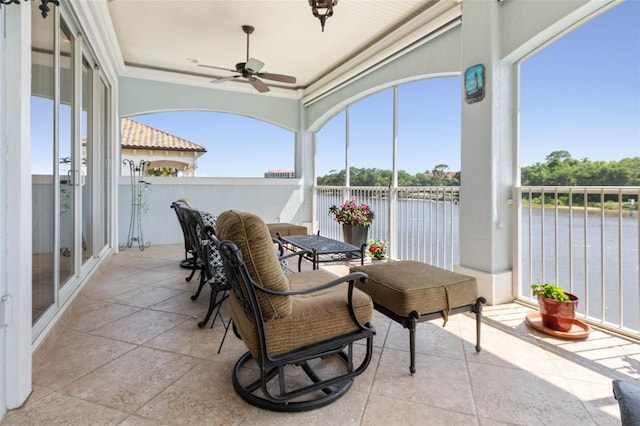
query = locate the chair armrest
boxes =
[250,272,371,330]
[252,271,368,296]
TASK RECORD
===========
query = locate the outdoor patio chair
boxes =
[213,210,376,412]
[184,208,229,330]
[613,379,640,426]
[170,199,200,278]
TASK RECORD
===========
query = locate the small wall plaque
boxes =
[464,64,485,104]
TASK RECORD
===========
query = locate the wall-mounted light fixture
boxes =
[308,0,337,32]
[1,0,59,18]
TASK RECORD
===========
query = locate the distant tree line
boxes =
[317,164,460,187]
[521,151,639,209]
[521,150,640,187]
[316,151,639,189]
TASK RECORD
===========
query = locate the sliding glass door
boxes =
[31,4,111,331]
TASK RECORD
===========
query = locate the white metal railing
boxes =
[314,186,460,270]
[516,186,640,337]
[316,185,640,337]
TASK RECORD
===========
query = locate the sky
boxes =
[31,1,640,178]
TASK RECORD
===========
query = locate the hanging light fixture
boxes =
[308,0,337,32]
[0,0,59,18]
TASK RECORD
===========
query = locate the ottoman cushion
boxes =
[351,260,477,322]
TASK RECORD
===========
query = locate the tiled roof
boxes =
[121,118,206,152]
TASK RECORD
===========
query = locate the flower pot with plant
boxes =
[368,238,387,261]
[329,200,374,248]
[531,283,579,332]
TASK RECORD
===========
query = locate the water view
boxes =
[318,190,640,332]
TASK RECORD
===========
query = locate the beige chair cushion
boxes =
[230,269,373,358]
[216,210,292,320]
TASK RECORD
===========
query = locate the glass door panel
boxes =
[59,22,74,288]
[31,9,55,323]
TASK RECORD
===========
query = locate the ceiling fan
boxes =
[198,25,296,93]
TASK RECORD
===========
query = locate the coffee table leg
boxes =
[408,311,420,374]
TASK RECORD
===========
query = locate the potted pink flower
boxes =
[329,200,374,247]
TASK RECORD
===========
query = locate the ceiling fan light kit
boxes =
[197,25,296,93]
[309,0,337,32]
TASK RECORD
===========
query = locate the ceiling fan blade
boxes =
[248,76,270,93]
[257,72,296,84]
[210,75,239,84]
[245,58,265,73]
[198,64,236,73]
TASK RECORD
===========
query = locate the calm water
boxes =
[521,208,640,329]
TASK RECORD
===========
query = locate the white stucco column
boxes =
[297,95,315,229]
[1,3,33,412]
[457,0,515,305]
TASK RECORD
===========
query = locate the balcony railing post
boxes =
[389,186,397,260]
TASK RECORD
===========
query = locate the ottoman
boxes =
[351,260,486,374]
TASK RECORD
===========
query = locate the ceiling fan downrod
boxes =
[242,25,254,62]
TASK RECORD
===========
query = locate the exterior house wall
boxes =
[1,3,33,415]
[118,177,307,247]
[120,149,203,177]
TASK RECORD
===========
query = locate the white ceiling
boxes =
[104,0,462,98]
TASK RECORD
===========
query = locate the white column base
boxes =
[453,266,513,306]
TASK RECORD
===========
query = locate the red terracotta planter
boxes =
[537,293,579,332]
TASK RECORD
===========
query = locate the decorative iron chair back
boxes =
[170,200,196,265]
[184,208,229,329]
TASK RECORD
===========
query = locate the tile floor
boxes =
[3,244,638,425]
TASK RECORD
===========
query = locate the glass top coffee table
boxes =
[277,233,365,270]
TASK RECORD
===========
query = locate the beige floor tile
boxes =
[125,268,187,287]
[20,385,54,407]
[371,348,476,414]
[468,362,603,424]
[9,245,636,425]
[351,345,382,394]
[1,392,128,425]
[64,299,141,332]
[241,390,369,425]
[118,414,170,425]
[90,309,190,345]
[81,279,146,301]
[384,316,467,360]
[33,329,135,389]
[134,360,252,425]
[144,316,243,363]
[152,273,200,291]
[361,394,478,426]
[465,321,564,375]
[564,378,621,426]
[61,346,198,413]
[108,286,185,309]
[147,292,209,318]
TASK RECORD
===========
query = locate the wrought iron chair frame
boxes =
[184,208,230,329]
[213,235,376,412]
[170,200,200,280]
